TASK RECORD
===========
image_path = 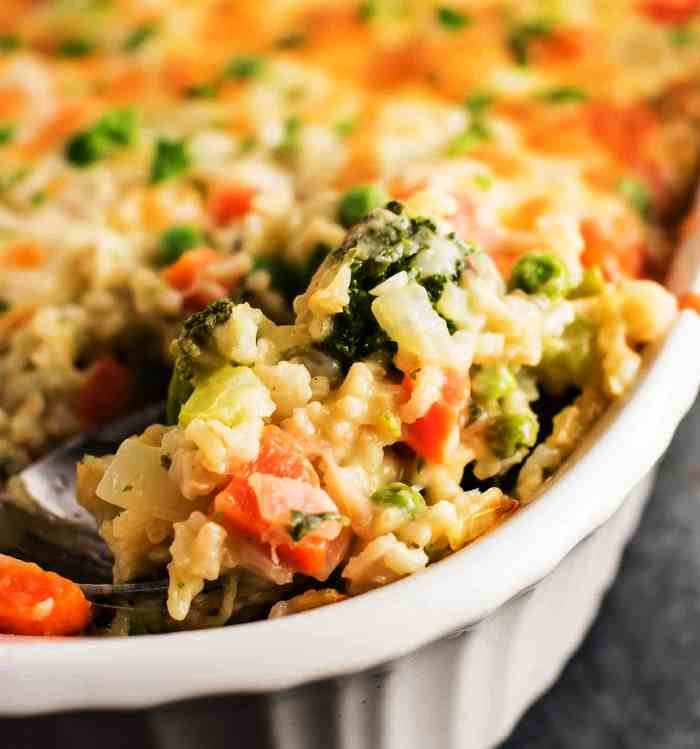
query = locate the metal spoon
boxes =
[0,403,168,598]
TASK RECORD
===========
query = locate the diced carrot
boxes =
[277,528,352,580]
[388,177,426,201]
[252,426,316,481]
[162,246,241,310]
[586,101,658,172]
[103,67,149,104]
[337,142,380,188]
[503,196,551,232]
[0,304,35,341]
[531,26,590,64]
[214,426,348,581]
[468,144,522,177]
[209,183,256,226]
[580,218,645,280]
[2,242,44,269]
[0,86,25,119]
[491,249,523,281]
[76,355,134,429]
[161,247,228,309]
[0,554,91,636]
[369,38,435,90]
[161,247,220,290]
[678,292,700,313]
[22,102,94,158]
[640,0,700,24]
[402,370,468,464]
[161,53,218,95]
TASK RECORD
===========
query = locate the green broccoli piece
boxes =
[57,38,95,58]
[436,6,471,31]
[123,23,158,51]
[316,201,473,369]
[508,18,556,66]
[536,86,588,105]
[223,55,264,80]
[65,109,137,167]
[150,138,189,183]
[0,124,14,146]
[166,299,238,423]
[0,35,21,53]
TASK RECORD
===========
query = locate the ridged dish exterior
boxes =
[1,471,653,749]
[153,471,654,749]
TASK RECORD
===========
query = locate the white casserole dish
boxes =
[1,226,699,749]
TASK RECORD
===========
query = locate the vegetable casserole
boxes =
[1,0,700,636]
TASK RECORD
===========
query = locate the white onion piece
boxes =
[97,438,199,521]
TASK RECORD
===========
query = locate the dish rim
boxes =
[2,223,700,717]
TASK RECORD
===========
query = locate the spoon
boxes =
[0,402,167,598]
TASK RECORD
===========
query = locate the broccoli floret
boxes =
[166,299,237,423]
[173,299,235,381]
[314,202,472,368]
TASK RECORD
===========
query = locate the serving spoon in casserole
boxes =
[0,402,171,599]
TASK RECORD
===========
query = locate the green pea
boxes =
[371,482,426,517]
[618,176,650,219]
[156,224,202,266]
[487,414,539,459]
[150,138,189,183]
[223,55,264,80]
[436,6,471,31]
[339,184,389,228]
[0,124,14,145]
[57,38,95,58]
[472,365,517,401]
[539,318,596,393]
[65,128,112,166]
[123,23,158,52]
[509,252,570,298]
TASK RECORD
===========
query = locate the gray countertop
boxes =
[504,395,700,749]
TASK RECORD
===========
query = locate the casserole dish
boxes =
[1,220,698,749]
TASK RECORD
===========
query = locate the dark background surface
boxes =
[503,395,700,749]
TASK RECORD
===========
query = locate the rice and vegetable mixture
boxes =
[0,0,699,635]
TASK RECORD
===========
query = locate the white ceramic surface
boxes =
[1,225,699,749]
